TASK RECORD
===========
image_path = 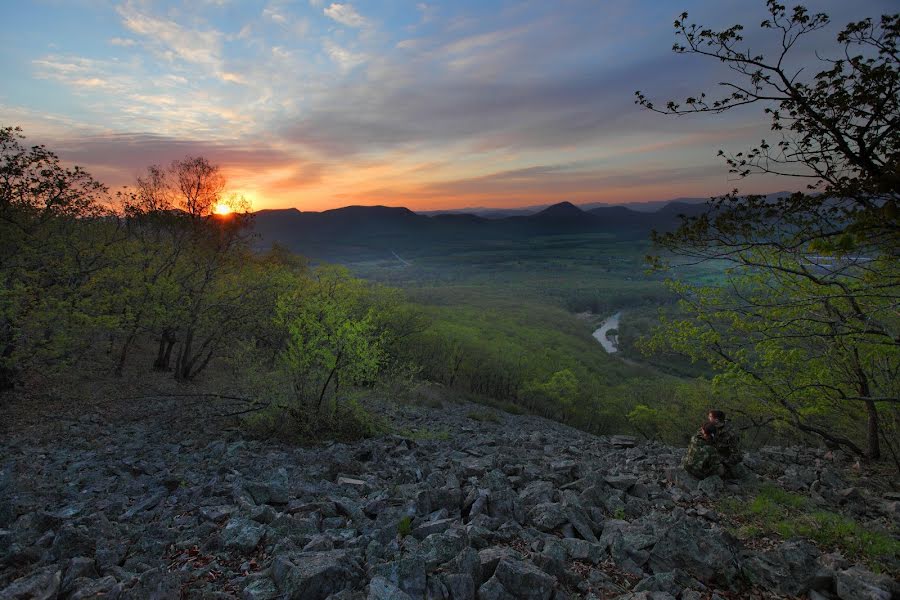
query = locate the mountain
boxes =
[251,200,709,260]
[531,201,585,218]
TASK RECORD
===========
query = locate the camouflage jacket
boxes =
[681,433,722,479]
[713,423,742,466]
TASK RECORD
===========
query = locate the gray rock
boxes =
[412,517,456,540]
[742,539,825,595]
[69,576,119,600]
[223,517,266,552]
[444,573,476,600]
[372,557,426,599]
[491,558,555,600]
[368,575,413,600]
[696,475,723,498]
[273,550,359,600]
[243,576,280,600]
[199,504,237,523]
[0,566,62,600]
[527,503,567,532]
[477,575,515,600]
[834,566,900,600]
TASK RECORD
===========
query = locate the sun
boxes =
[213,203,232,216]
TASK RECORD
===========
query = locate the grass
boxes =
[396,427,451,441]
[467,409,501,423]
[397,515,413,538]
[720,484,900,573]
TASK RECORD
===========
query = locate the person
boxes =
[681,422,723,479]
[707,409,742,476]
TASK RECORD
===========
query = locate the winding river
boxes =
[592,311,621,353]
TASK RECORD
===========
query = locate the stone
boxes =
[69,576,119,600]
[272,550,359,600]
[200,504,237,523]
[372,557,427,599]
[528,503,567,532]
[696,475,724,498]
[492,558,555,600]
[742,539,824,595]
[444,573,476,600]
[368,575,413,600]
[0,566,62,600]
[243,577,280,600]
[477,576,516,600]
[223,517,266,552]
[412,517,456,540]
[834,566,900,600]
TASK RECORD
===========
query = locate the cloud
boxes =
[323,39,367,72]
[116,1,230,81]
[323,3,368,28]
[109,37,136,47]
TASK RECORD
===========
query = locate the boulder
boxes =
[834,566,900,600]
[272,550,360,600]
[491,558,555,600]
[223,517,266,552]
[742,539,826,595]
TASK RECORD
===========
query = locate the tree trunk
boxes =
[865,399,881,461]
[153,329,176,372]
[115,332,137,376]
[175,329,194,380]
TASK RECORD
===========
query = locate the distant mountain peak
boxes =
[534,201,585,218]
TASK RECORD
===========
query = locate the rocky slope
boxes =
[1,394,897,600]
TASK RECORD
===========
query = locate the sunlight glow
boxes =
[214,203,232,215]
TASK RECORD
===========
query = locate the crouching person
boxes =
[681,422,724,479]
[707,409,744,479]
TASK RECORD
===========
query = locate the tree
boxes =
[116,157,254,380]
[635,2,899,460]
[0,126,115,389]
[276,266,386,415]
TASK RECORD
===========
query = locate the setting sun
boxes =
[213,203,232,216]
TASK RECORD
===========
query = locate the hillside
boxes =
[1,389,897,599]
[250,201,707,261]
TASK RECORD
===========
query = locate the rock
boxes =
[560,538,603,563]
[834,566,900,600]
[477,576,516,600]
[665,468,699,491]
[223,517,266,552]
[527,503,567,532]
[696,475,724,497]
[60,557,98,595]
[273,550,360,600]
[491,558,555,600]
[243,577,280,600]
[412,517,456,540]
[478,547,524,582]
[610,436,638,448]
[742,539,825,595]
[605,475,637,491]
[372,557,427,599]
[633,570,695,595]
[69,576,119,600]
[444,573,476,600]
[127,567,182,598]
[200,504,237,523]
[645,514,741,586]
[0,566,62,599]
[368,575,413,600]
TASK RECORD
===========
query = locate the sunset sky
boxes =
[1,0,893,211]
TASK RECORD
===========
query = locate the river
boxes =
[592,311,621,353]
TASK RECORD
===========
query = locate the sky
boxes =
[0,0,894,212]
